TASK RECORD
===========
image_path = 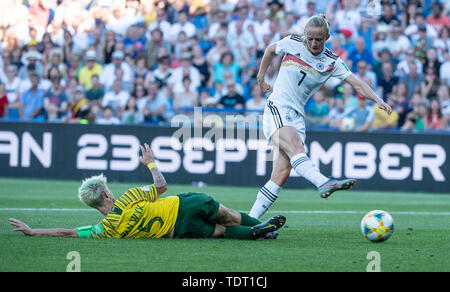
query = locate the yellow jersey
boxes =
[77,185,179,239]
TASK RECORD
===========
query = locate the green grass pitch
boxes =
[0,177,449,272]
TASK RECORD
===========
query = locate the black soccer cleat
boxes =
[250,215,286,240]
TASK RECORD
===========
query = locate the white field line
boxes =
[1,208,450,216]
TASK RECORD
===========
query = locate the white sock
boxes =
[290,153,329,188]
[249,180,281,219]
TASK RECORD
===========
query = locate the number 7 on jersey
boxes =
[298,70,307,86]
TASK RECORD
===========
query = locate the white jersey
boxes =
[269,35,352,119]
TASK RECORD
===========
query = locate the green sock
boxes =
[224,225,253,240]
[240,212,261,226]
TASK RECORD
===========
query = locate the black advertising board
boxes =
[0,122,449,193]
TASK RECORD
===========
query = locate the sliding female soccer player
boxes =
[10,143,286,240]
[249,14,392,219]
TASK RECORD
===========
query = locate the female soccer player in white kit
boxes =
[249,15,392,219]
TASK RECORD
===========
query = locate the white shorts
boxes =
[263,100,306,144]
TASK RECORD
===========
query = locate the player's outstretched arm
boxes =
[9,218,78,237]
[257,42,277,93]
[344,74,392,115]
[139,143,167,196]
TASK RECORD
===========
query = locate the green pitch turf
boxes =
[0,177,449,272]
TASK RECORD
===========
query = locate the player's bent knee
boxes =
[212,224,225,238]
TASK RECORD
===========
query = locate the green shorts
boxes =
[173,192,220,238]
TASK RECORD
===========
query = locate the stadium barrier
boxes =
[0,121,449,193]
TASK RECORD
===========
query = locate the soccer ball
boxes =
[341,117,355,131]
[361,210,394,242]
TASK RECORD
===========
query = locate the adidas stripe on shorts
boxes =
[263,100,306,145]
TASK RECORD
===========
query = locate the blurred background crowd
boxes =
[0,0,448,132]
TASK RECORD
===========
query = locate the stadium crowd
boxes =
[0,0,449,132]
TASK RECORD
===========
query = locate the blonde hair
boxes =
[302,14,330,42]
[78,174,108,208]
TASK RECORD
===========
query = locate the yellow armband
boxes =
[147,162,157,171]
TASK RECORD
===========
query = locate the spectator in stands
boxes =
[399,61,424,100]
[392,82,411,128]
[327,97,346,129]
[191,44,210,89]
[19,50,44,79]
[147,8,172,42]
[44,48,66,80]
[377,61,399,101]
[339,82,358,110]
[405,12,438,41]
[402,101,428,131]
[385,22,411,62]
[123,22,146,58]
[206,30,230,67]
[378,3,400,26]
[85,75,104,106]
[100,50,133,90]
[328,34,348,62]
[96,105,121,125]
[424,48,441,76]
[227,17,257,69]
[133,56,152,84]
[78,50,103,91]
[267,0,285,24]
[169,11,196,41]
[102,30,117,65]
[420,66,441,100]
[65,85,91,124]
[173,76,199,111]
[427,98,442,130]
[306,89,330,127]
[334,0,361,38]
[372,95,399,130]
[101,79,130,118]
[354,60,377,90]
[121,97,144,125]
[44,71,68,121]
[433,27,449,62]
[19,73,44,120]
[169,52,201,95]
[396,48,423,75]
[426,2,450,35]
[348,36,374,72]
[150,51,173,94]
[0,83,9,119]
[2,65,21,109]
[340,94,374,132]
[142,81,168,123]
[217,80,245,110]
[212,51,241,86]
[245,82,267,111]
[411,25,433,64]
[440,85,450,130]
[145,28,171,69]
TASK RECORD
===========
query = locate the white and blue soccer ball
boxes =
[361,210,394,242]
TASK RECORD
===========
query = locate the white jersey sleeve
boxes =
[331,58,352,81]
[275,35,302,55]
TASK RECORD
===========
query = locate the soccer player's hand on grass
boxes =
[139,143,155,165]
[9,218,34,236]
